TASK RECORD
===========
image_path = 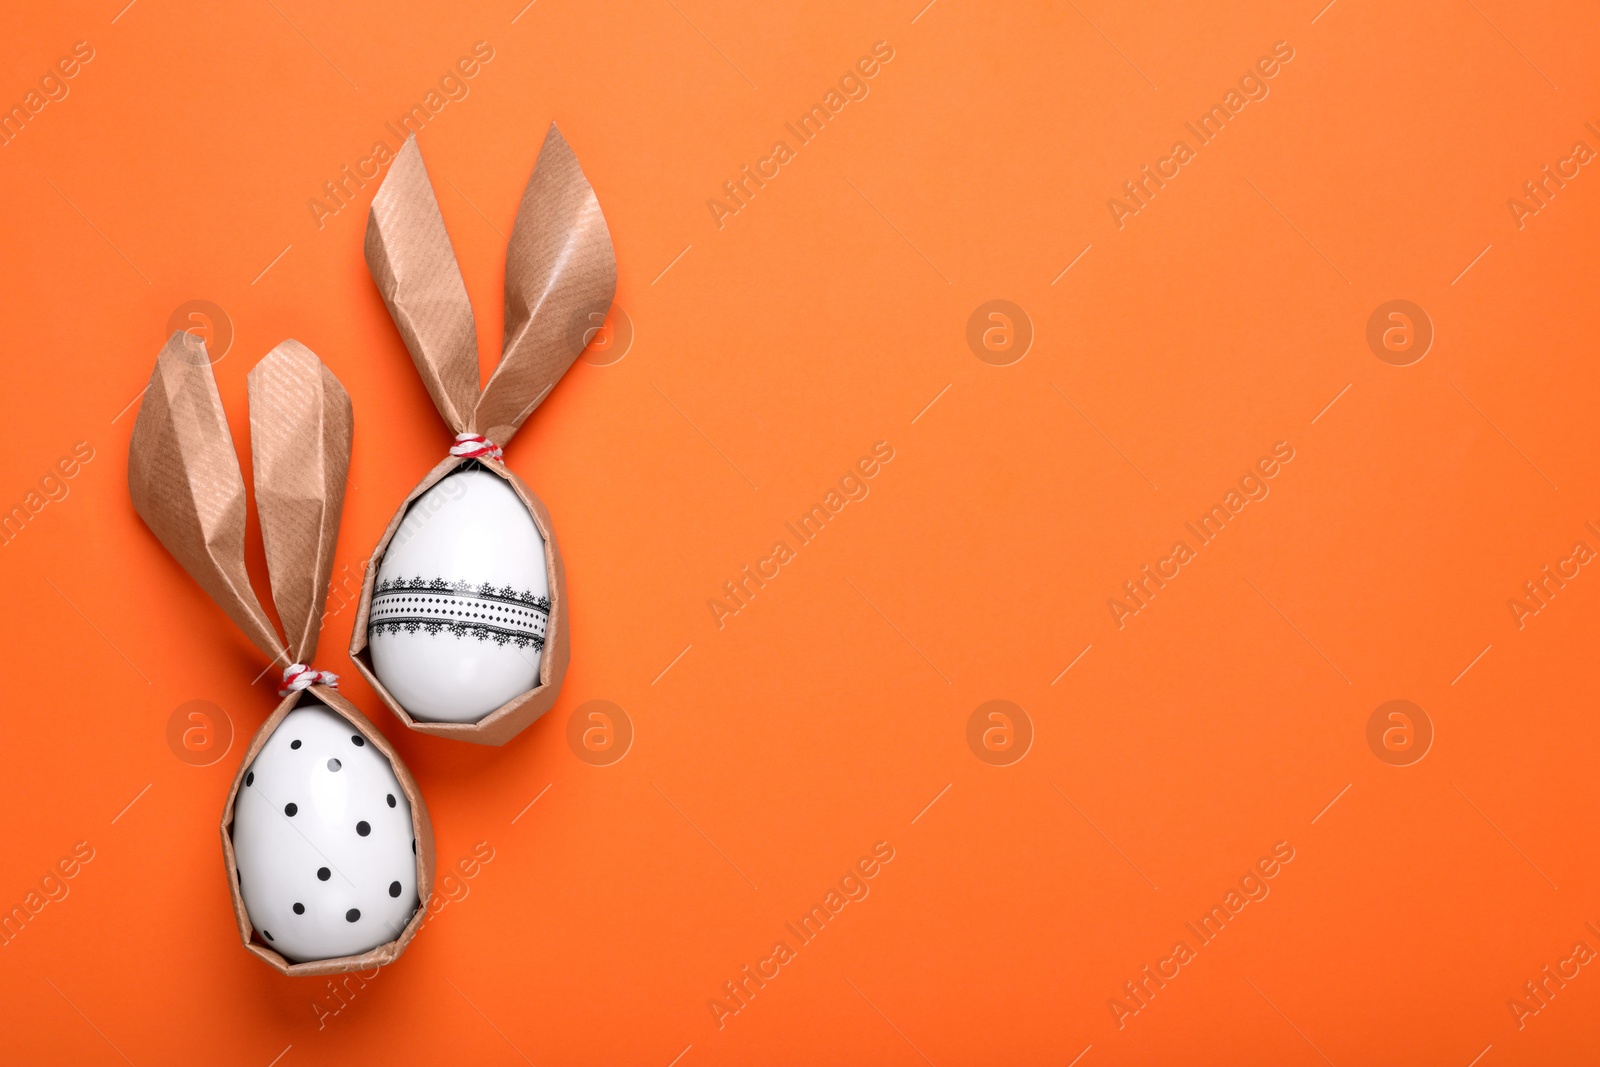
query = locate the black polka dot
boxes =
[293,902,304,915]
[345,908,361,922]
[389,881,402,898]
[284,803,298,817]
[317,867,330,881]
[245,771,254,786]
[412,838,417,854]
[263,930,274,941]
[327,758,341,772]
[387,794,396,808]
[351,734,365,747]
[290,739,301,750]
[356,821,371,836]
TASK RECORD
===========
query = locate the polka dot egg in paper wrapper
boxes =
[128,335,435,975]
[233,704,419,962]
[350,124,617,745]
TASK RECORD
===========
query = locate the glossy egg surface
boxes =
[233,704,419,963]
[369,468,549,723]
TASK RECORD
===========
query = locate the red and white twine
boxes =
[280,663,339,696]
[450,432,503,461]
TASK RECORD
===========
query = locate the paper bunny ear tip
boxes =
[536,122,580,171]
[248,338,328,379]
[152,328,214,369]
[371,136,427,218]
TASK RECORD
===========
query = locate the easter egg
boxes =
[368,468,550,723]
[232,704,419,963]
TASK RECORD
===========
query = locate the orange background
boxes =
[2,0,1598,1063]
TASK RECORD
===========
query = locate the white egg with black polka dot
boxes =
[232,704,419,963]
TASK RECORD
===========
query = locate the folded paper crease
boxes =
[366,141,480,435]
[363,123,617,446]
[128,333,284,662]
[247,340,353,665]
[129,333,354,667]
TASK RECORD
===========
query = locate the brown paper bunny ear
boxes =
[365,124,617,446]
[129,332,285,662]
[477,123,617,444]
[365,139,480,435]
[247,340,354,666]
[129,333,354,671]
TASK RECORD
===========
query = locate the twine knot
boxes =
[451,433,503,461]
[280,663,339,696]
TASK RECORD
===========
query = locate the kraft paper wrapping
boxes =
[128,335,435,976]
[220,684,436,978]
[364,144,479,436]
[479,124,617,444]
[353,123,616,746]
[350,453,571,746]
[247,341,351,665]
[127,333,282,664]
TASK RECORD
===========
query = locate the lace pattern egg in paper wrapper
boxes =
[369,469,550,722]
[349,123,617,744]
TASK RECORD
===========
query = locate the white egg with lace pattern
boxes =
[368,467,549,723]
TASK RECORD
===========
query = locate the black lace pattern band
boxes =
[369,576,550,651]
